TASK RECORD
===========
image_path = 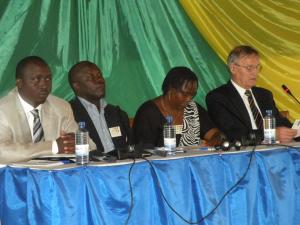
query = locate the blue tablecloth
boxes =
[1,147,300,225]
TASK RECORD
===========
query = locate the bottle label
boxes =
[76,144,89,156]
[175,125,183,134]
[164,138,176,151]
[263,129,276,143]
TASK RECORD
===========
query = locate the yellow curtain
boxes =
[180,0,300,121]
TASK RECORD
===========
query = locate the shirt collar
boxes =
[17,92,43,113]
[231,79,253,98]
[78,97,107,110]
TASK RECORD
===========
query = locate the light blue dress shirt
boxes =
[78,97,115,153]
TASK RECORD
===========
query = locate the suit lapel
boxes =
[74,98,102,144]
[41,98,59,140]
[226,82,252,128]
[13,90,33,143]
[252,88,265,116]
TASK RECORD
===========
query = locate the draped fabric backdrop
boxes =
[0,0,299,120]
[0,0,228,117]
[180,0,300,120]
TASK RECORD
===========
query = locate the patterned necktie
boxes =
[245,90,263,130]
[31,109,44,143]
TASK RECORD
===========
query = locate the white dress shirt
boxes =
[231,80,263,130]
[17,93,58,153]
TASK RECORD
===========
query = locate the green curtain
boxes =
[180,0,300,120]
[0,0,228,117]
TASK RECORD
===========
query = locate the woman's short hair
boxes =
[162,66,198,95]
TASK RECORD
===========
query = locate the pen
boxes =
[175,149,186,153]
[60,159,74,164]
[195,147,215,151]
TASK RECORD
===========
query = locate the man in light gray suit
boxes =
[0,56,89,164]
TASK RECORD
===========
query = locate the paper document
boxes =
[37,153,75,159]
[9,159,74,168]
[292,119,300,137]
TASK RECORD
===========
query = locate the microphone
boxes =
[282,84,300,105]
[216,140,242,151]
[218,131,262,151]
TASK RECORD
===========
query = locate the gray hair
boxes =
[227,45,259,67]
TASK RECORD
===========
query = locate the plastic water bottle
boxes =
[163,115,176,155]
[263,110,276,144]
[75,122,89,165]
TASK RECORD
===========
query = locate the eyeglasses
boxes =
[234,63,261,72]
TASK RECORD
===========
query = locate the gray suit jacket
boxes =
[0,88,83,164]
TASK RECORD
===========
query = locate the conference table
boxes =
[1,144,300,225]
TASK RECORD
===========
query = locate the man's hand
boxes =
[204,128,226,146]
[276,126,297,143]
[56,131,75,154]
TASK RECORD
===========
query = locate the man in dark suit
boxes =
[206,45,297,143]
[68,61,131,154]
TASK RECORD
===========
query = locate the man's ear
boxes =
[229,64,235,74]
[72,82,80,93]
[16,78,22,89]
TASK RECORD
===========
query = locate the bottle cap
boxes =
[79,121,86,128]
[266,110,273,115]
[166,115,173,124]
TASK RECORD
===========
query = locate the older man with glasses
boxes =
[206,45,297,143]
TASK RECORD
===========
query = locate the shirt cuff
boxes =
[52,141,59,154]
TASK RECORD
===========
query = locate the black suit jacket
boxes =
[70,97,131,152]
[206,81,291,141]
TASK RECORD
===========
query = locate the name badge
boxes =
[175,125,183,134]
[109,126,122,138]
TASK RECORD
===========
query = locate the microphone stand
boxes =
[282,85,300,106]
[289,93,300,106]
